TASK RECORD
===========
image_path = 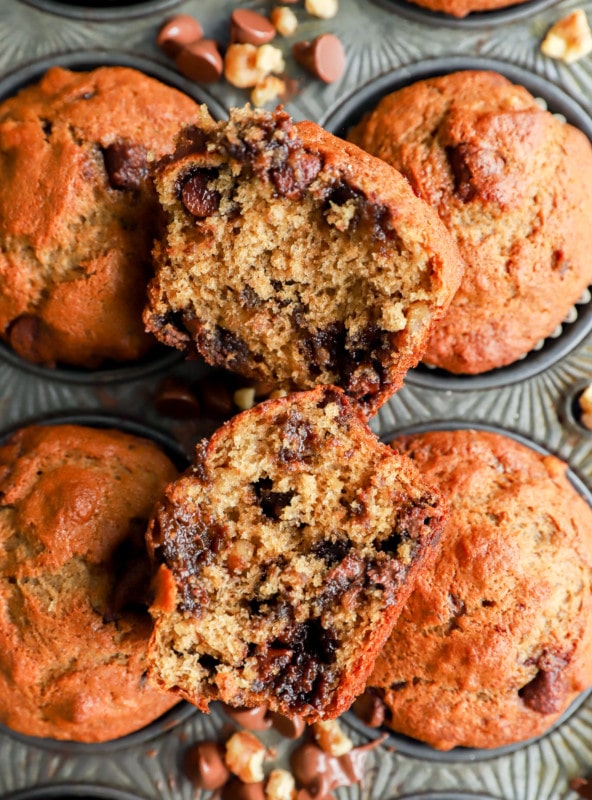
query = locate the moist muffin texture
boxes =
[0,424,180,742]
[146,386,448,722]
[0,65,204,368]
[367,429,592,750]
[144,106,464,418]
[349,71,592,374]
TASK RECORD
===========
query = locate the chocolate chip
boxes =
[571,777,592,799]
[445,144,476,203]
[176,39,223,84]
[519,659,569,714]
[293,34,345,84]
[7,314,54,366]
[221,779,265,800]
[252,477,294,520]
[183,740,229,790]
[352,691,386,728]
[221,704,272,731]
[157,14,204,58]
[103,142,148,191]
[155,376,201,419]
[181,170,221,217]
[269,711,306,738]
[230,9,276,45]
[198,373,235,419]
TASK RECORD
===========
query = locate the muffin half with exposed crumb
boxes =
[144,107,464,418]
[146,386,448,722]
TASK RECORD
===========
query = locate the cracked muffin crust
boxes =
[146,386,448,722]
[367,428,592,750]
[348,71,592,374]
[0,424,179,742]
[0,66,203,368]
[144,106,463,418]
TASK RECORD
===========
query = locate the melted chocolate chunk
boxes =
[277,411,316,464]
[519,660,569,714]
[103,141,148,190]
[181,168,221,217]
[311,538,352,566]
[446,143,476,203]
[252,477,295,520]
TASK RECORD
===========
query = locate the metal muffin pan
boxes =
[1,0,592,798]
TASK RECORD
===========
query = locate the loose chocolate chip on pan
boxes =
[155,376,201,419]
[176,39,224,84]
[293,34,346,83]
[231,9,276,45]
[158,14,204,58]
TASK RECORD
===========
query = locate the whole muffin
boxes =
[0,424,180,742]
[401,0,529,18]
[349,71,592,374]
[0,65,205,368]
[146,386,448,722]
[144,106,464,418]
[367,428,592,750]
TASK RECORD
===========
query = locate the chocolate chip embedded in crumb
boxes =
[157,14,204,58]
[231,9,276,46]
[183,740,229,790]
[293,34,345,83]
[103,142,148,190]
[519,658,569,714]
[155,376,201,419]
[176,39,223,84]
[181,171,221,217]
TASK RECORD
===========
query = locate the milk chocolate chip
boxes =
[155,376,201,419]
[231,9,276,45]
[157,14,204,58]
[269,712,306,739]
[176,40,223,84]
[181,170,221,217]
[222,779,265,800]
[293,34,345,83]
[7,314,54,366]
[183,740,230,790]
[352,691,386,728]
[222,704,273,731]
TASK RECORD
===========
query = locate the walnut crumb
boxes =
[541,9,592,64]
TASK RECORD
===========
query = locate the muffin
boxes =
[0,424,180,742]
[0,65,205,369]
[367,428,592,750]
[400,0,530,18]
[143,106,464,418]
[349,71,592,374]
[146,386,448,722]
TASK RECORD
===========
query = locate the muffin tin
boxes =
[1,0,592,798]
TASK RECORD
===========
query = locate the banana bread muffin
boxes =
[400,0,529,18]
[0,65,204,368]
[367,428,592,750]
[349,71,592,374]
[0,424,180,742]
[146,386,448,722]
[144,106,464,418]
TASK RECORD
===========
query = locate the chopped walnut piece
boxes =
[234,386,257,410]
[251,76,287,107]
[271,6,299,36]
[225,730,267,783]
[579,384,592,430]
[266,769,296,800]
[305,0,339,18]
[312,719,354,756]
[541,9,592,64]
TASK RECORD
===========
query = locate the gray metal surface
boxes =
[0,0,591,797]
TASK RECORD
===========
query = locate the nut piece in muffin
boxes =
[349,71,592,374]
[143,106,463,418]
[0,424,180,742]
[367,428,592,750]
[0,66,206,369]
[146,386,448,722]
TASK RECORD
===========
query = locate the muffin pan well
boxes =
[1,0,592,798]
